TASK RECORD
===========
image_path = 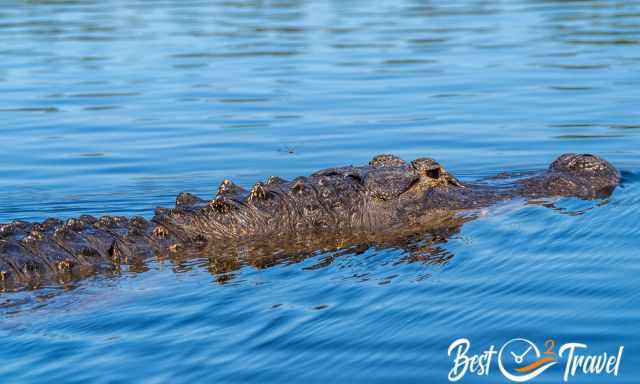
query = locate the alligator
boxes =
[0,153,620,290]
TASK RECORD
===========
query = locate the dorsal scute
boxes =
[369,154,406,168]
[291,177,307,193]
[175,192,205,209]
[208,197,237,214]
[128,216,149,236]
[217,179,247,197]
[265,176,287,185]
[248,182,270,202]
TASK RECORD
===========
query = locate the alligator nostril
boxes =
[426,168,441,179]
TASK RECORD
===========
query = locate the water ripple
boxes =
[1,0,639,382]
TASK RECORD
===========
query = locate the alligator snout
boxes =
[552,153,620,189]
[551,153,619,177]
[522,153,622,199]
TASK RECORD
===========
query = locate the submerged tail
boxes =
[0,215,174,290]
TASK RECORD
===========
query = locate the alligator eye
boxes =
[427,168,440,179]
[411,157,442,178]
[426,168,441,179]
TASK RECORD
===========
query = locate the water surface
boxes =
[1,1,639,383]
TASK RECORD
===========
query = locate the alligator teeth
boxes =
[249,183,269,202]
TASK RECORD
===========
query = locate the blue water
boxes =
[1,1,639,382]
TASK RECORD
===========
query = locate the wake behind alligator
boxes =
[0,153,620,290]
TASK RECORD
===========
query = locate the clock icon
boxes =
[511,345,533,364]
[498,338,558,382]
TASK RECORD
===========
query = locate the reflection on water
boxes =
[1,0,640,383]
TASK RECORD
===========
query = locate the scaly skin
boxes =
[0,153,620,290]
